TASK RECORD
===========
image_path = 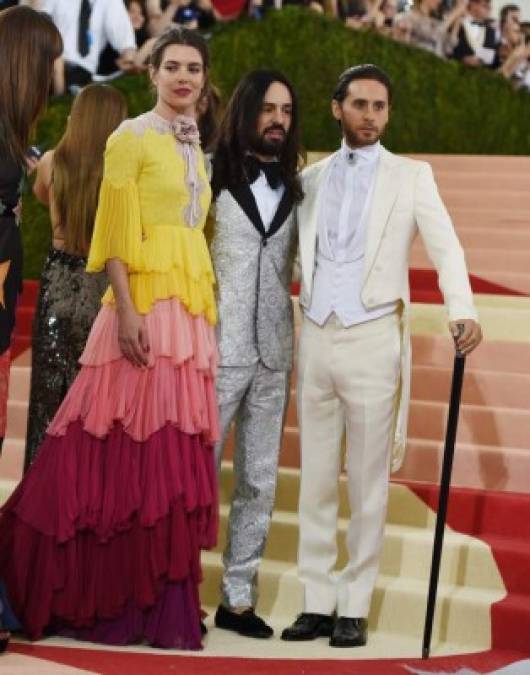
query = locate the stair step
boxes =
[215,505,505,591]
[396,438,530,494]
[408,400,530,449]
[411,247,530,275]
[9,363,31,402]
[412,335,530,372]
[200,551,503,648]
[0,438,25,482]
[410,365,530,410]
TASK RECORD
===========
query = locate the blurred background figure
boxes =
[24,84,127,471]
[0,4,62,648]
[393,0,466,57]
[40,0,137,92]
[497,9,530,88]
[451,0,500,67]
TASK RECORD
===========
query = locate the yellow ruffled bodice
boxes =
[87,118,215,324]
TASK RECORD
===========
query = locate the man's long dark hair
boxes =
[211,70,304,203]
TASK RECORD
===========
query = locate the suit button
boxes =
[262,238,267,247]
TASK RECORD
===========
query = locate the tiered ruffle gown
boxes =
[0,112,219,649]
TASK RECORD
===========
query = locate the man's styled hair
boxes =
[211,69,304,202]
[500,3,520,28]
[333,64,393,105]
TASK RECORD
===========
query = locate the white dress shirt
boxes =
[250,172,284,232]
[463,16,496,64]
[307,140,398,327]
[41,0,136,74]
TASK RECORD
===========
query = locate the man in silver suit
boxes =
[209,70,303,639]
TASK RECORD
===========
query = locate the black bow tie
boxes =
[471,19,485,26]
[245,156,282,189]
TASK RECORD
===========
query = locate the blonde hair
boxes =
[53,85,127,256]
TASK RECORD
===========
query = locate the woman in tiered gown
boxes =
[0,27,219,650]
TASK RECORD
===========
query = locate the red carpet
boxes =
[409,483,530,654]
[8,643,529,675]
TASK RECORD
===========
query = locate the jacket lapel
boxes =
[229,184,265,238]
[298,153,336,300]
[362,147,400,279]
[267,188,294,239]
[228,182,294,241]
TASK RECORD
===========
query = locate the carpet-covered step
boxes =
[411,247,530,275]
[410,300,530,343]
[5,399,28,440]
[412,335,530,371]
[0,439,25,482]
[410,365,530,410]
[429,173,530,192]
[407,400,530,449]
[215,506,505,592]
[421,227,530,251]
[438,189,530,211]
[408,155,530,173]
[396,438,530,494]
[410,483,530,541]
[200,552,502,650]
[8,358,31,402]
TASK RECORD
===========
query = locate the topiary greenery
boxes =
[22,8,530,278]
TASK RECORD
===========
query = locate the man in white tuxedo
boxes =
[281,64,482,648]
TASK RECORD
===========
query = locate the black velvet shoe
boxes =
[329,617,367,647]
[281,613,334,641]
[214,605,273,639]
[200,620,208,636]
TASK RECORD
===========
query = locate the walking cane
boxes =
[422,323,466,659]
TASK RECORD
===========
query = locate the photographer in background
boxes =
[40,0,137,92]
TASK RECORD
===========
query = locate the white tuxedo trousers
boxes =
[297,311,401,618]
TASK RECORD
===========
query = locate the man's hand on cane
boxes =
[449,319,482,356]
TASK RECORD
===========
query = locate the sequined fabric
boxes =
[210,185,297,609]
[210,190,297,370]
[24,248,107,470]
[215,362,290,609]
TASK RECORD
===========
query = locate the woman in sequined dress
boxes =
[24,85,127,470]
[0,27,219,650]
[0,5,63,652]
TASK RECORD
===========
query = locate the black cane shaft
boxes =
[422,354,466,659]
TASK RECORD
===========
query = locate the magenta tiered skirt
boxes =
[0,298,219,649]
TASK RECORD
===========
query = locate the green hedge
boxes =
[22,8,530,278]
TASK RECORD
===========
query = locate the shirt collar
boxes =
[340,139,381,166]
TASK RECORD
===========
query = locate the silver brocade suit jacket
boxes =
[209,184,298,371]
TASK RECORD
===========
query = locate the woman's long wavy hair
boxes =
[211,70,304,203]
[53,85,127,256]
[0,6,63,165]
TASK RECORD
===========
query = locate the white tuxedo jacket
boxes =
[297,145,477,472]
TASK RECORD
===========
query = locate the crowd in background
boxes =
[1,0,529,94]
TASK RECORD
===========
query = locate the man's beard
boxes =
[249,124,287,157]
[343,125,383,148]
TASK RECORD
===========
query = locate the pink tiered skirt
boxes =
[0,299,219,649]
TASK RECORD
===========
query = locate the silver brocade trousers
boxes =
[215,361,290,609]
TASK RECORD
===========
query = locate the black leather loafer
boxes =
[281,613,335,641]
[329,617,367,647]
[214,604,273,639]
